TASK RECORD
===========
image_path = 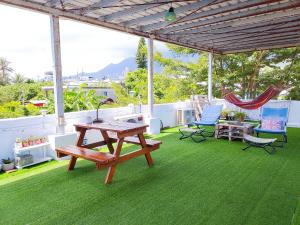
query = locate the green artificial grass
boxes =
[0,127,300,225]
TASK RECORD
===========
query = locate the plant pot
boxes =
[237,117,245,123]
[2,162,14,171]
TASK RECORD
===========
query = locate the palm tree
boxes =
[0,57,14,85]
[13,73,26,84]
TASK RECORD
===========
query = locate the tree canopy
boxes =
[155,44,300,100]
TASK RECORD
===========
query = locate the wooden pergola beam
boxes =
[125,0,219,27]
[211,34,300,48]
[101,0,200,22]
[180,23,300,44]
[69,0,121,13]
[222,42,299,54]
[158,1,300,34]
[200,31,300,47]
[169,15,300,38]
[143,0,274,32]
[219,39,300,53]
[102,1,158,22]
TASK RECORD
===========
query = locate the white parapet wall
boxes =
[0,102,191,160]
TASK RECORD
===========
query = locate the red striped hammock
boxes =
[222,85,282,110]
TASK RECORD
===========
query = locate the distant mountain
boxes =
[88,57,137,80]
[88,57,164,80]
[68,53,198,80]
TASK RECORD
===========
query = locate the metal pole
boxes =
[147,38,154,118]
[50,15,64,124]
[208,52,213,102]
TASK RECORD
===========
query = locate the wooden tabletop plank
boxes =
[74,121,148,134]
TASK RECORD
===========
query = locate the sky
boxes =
[0,4,167,78]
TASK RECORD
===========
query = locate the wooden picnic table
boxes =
[56,121,161,184]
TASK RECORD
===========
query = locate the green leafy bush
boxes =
[0,101,41,119]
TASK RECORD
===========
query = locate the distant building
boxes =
[42,83,116,100]
[43,71,53,82]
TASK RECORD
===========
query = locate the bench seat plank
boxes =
[56,145,116,165]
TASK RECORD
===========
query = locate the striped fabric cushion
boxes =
[261,119,284,130]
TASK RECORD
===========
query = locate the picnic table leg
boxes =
[105,166,117,184]
[67,128,86,170]
[105,138,124,184]
[100,130,115,154]
[68,156,77,170]
[138,134,154,167]
[76,128,87,147]
[145,153,154,167]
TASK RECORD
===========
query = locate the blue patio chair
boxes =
[254,107,288,147]
[179,105,223,142]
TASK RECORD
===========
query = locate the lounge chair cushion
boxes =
[193,121,217,126]
[244,134,277,144]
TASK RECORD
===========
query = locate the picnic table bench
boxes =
[56,121,162,184]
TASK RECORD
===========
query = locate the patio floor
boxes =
[0,127,299,225]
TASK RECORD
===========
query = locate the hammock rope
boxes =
[221,85,283,110]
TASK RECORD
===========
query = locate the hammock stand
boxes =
[221,85,283,110]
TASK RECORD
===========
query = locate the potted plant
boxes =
[235,112,247,122]
[221,110,229,119]
[2,158,15,172]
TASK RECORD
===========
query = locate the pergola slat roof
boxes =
[1,0,300,54]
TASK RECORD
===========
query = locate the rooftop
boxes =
[1,127,299,225]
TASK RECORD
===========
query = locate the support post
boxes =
[147,38,154,118]
[146,38,160,134]
[208,52,213,102]
[50,15,65,128]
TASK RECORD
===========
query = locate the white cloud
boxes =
[0,4,167,79]
[59,19,140,76]
[0,5,52,78]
